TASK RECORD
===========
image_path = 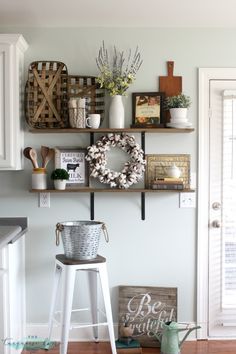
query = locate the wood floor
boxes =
[21,340,236,354]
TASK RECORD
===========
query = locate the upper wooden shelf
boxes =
[28,127,194,134]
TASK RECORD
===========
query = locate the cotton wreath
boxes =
[86,133,146,189]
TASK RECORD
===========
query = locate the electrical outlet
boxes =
[39,192,50,208]
[179,192,196,208]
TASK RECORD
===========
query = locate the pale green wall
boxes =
[0,27,235,326]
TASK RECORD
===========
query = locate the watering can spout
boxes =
[179,325,201,348]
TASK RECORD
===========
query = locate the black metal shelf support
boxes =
[88,131,147,220]
[141,132,146,220]
[90,192,95,220]
[90,132,95,220]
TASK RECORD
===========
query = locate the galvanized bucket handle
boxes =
[55,223,63,246]
[101,223,109,243]
[55,222,109,246]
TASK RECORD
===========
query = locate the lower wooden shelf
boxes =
[30,188,195,193]
[30,188,195,220]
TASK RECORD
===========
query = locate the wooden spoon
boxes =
[41,146,50,168]
[23,147,35,167]
[29,148,39,168]
[44,148,54,168]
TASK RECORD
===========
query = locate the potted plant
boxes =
[165,94,191,121]
[51,168,69,190]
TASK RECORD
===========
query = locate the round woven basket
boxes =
[56,221,108,260]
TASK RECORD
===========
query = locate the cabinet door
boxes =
[0,43,14,169]
[0,34,28,170]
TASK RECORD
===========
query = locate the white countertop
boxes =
[0,225,22,249]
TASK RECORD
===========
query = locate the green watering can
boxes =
[153,321,201,354]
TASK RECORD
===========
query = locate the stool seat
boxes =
[48,254,116,354]
[56,254,106,265]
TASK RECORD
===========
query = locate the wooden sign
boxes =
[118,286,177,347]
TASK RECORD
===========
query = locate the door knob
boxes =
[212,202,221,210]
[212,220,221,228]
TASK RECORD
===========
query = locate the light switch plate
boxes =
[179,192,196,208]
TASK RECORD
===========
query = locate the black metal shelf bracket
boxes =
[141,192,145,220]
[90,132,95,220]
[141,132,146,220]
[90,192,95,220]
[88,131,146,220]
[141,132,145,152]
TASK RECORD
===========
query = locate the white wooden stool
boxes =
[48,254,117,354]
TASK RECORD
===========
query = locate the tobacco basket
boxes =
[67,75,105,123]
[25,61,69,128]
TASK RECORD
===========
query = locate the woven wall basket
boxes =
[67,75,105,123]
[25,61,69,128]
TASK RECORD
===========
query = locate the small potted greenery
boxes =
[165,94,191,121]
[51,168,69,190]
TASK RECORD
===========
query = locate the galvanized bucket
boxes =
[55,221,109,260]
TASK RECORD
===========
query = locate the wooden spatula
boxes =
[41,146,50,168]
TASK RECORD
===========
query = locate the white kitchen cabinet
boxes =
[0,34,28,170]
[0,235,26,354]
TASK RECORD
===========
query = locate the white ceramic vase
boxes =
[109,95,125,128]
[54,180,67,190]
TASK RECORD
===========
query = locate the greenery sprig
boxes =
[165,94,191,109]
[96,41,143,96]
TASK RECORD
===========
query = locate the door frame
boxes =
[197,68,236,339]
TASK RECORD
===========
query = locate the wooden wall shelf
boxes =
[31,188,195,193]
[32,188,195,221]
[29,127,194,134]
[28,127,195,220]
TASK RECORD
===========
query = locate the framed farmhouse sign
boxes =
[54,147,89,188]
[118,286,177,347]
[132,92,165,127]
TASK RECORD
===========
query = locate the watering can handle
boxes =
[102,223,109,242]
[55,223,63,246]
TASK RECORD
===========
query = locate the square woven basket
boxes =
[25,61,69,128]
[67,75,105,123]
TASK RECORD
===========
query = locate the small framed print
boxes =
[145,154,191,189]
[54,147,89,188]
[132,92,165,127]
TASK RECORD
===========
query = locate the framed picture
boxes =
[132,92,165,127]
[118,285,177,347]
[54,147,89,188]
[145,154,191,189]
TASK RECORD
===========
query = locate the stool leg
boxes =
[88,269,99,342]
[99,263,117,354]
[60,265,76,354]
[48,264,62,340]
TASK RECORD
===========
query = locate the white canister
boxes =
[32,168,47,190]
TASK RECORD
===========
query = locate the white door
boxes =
[198,70,236,339]
[209,80,236,337]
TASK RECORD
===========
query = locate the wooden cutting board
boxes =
[159,61,182,97]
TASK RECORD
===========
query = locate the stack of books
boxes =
[116,339,142,354]
[151,177,184,190]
